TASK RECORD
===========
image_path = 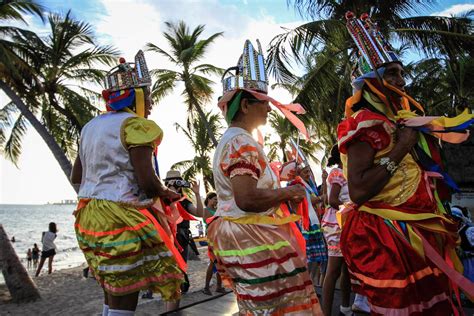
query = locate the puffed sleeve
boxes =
[327,168,346,187]
[220,134,265,181]
[123,117,163,149]
[337,109,392,154]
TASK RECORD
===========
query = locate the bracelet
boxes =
[378,157,398,175]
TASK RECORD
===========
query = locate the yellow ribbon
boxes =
[134,88,145,118]
[223,212,300,226]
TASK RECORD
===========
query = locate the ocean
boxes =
[0,203,203,284]
[0,204,85,283]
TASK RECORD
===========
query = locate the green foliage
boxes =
[268,1,474,160]
[0,8,118,164]
[171,112,222,191]
[146,21,224,146]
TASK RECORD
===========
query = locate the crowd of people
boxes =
[69,11,474,316]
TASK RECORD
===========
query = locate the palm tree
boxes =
[171,112,222,191]
[265,111,323,164]
[0,2,46,303]
[1,9,117,177]
[146,21,223,147]
[267,1,474,140]
[406,56,474,116]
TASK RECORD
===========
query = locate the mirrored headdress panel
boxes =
[222,39,268,94]
[104,50,152,92]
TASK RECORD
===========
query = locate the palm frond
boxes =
[266,19,347,84]
[393,14,474,57]
[3,114,27,165]
[145,42,177,63]
[0,0,45,24]
[192,63,224,76]
[150,69,179,103]
[171,159,194,171]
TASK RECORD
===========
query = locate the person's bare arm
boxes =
[231,175,306,213]
[322,171,328,206]
[347,127,418,205]
[129,146,180,201]
[70,156,82,185]
[328,183,342,209]
[186,181,205,217]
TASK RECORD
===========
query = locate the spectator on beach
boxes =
[164,171,205,293]
[26,249,32,269]
[32,243,40,268]
[202,192,225,296]
[35,222,57,277]
[197,222,204,238]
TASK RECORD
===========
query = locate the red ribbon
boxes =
[140,208,187,272]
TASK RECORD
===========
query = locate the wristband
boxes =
[379,157,398,175]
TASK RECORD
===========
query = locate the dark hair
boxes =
[204,192,217,207]
[49,222,57,234]
[327,144,341,167]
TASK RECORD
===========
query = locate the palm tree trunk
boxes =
[0,80,76,191]
[183,82,218,147]
[0,225,41,303]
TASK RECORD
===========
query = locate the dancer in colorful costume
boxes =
[279,144,328,286]
[71,51,185,315]
[320,145,353,316]
[207,39,322,315]
[338,12,474,315]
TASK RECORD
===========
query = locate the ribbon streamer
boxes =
[218,88,310,141]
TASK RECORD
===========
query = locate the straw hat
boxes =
[164,170,182,180]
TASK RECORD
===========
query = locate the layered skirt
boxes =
[74,199,184,300]
[208,217,322,315]
[341,209,453,315]
[321,207,343,257]
[302,224,327,264]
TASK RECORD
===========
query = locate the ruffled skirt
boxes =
[74,199,184,300]
[341,210,452,315]
[208,217,322,315]
[302,224,328,263]
[321,207,342,257]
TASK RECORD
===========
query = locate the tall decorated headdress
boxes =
[344,11,426,117]
[102,50,152,117]
[222,40,268,94]
[218,39,310,140]
[345,11,400,77]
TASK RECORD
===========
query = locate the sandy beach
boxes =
[0,247,222,315]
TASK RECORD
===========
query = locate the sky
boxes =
[1,0,473,204]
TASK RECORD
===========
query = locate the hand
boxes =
[191,180,200,195]
[322,169,328,181]
[161,187,181,202]
[395,126,418,150]
[285,184,306,204]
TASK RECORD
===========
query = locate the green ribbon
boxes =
[226,91,243,124]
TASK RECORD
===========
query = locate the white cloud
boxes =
[432,4,474,17]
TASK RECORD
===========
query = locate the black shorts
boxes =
[41,249,56,259]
